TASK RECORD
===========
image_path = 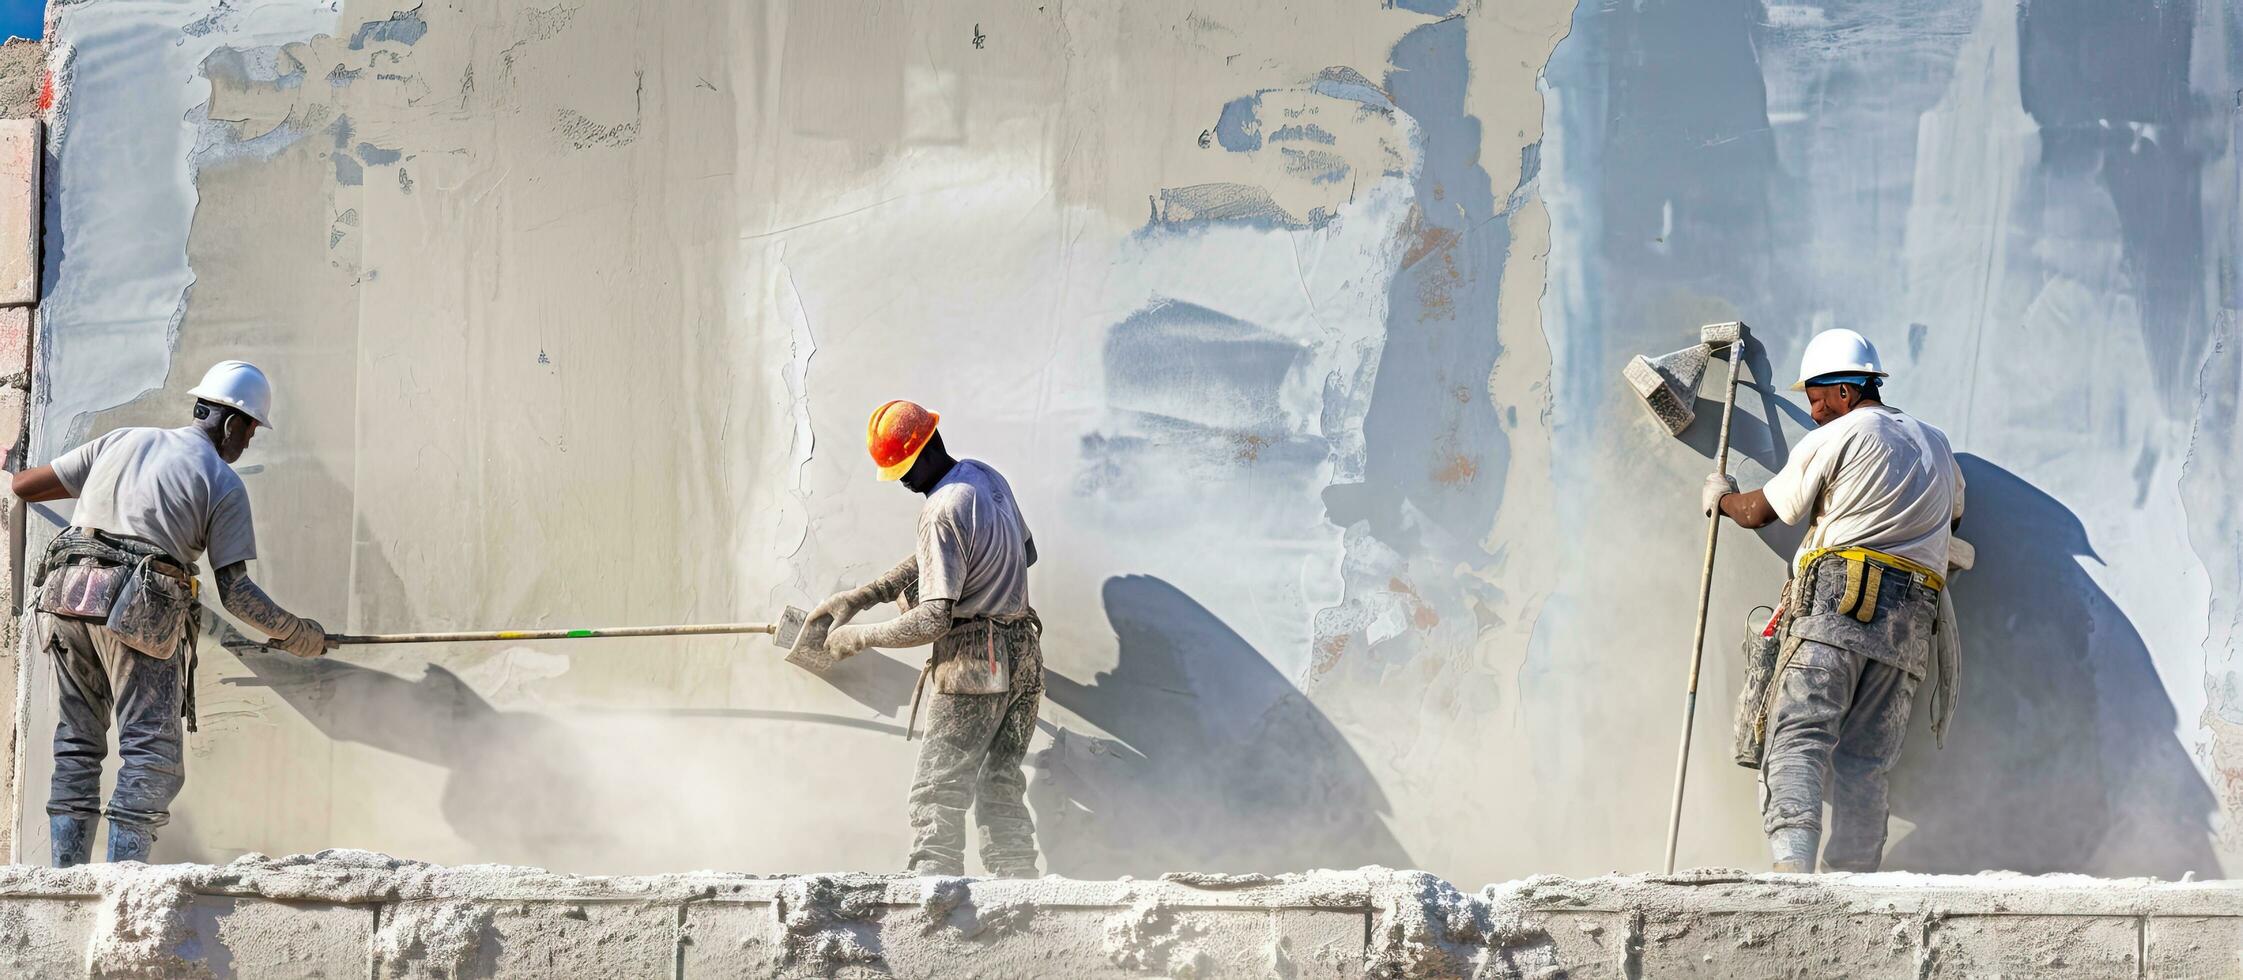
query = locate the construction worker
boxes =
[801,400,1044,877]
[10,361,330,865]
[1704,329,1963,872]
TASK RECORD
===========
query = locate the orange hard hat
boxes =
[866,400,940,481]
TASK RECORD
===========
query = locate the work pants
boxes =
[1760,638,1918,871]
[906,630,1044,877]
[44,613,187,865]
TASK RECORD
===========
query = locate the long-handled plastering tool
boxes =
[228,606,811,652]
[1624,320,1748,874]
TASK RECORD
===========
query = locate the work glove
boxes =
[1702,472,1739,518]
[273,617,330,659]
[825,624,874,660]
[798,589,868,656]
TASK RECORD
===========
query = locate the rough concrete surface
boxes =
[0,40,40,121]
[0,118,39,307]
[0,853,2239,978]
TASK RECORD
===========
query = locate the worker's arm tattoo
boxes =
[856,555,920,605]
[841,598,953,651]
[1720,489,1781,529]
[215,562,302,638]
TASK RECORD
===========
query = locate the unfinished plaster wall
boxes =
[14,0,2242,883]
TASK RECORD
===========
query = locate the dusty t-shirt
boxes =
[916,459,1032,620]
[50,426,257,569]
[1761,405,1963,573]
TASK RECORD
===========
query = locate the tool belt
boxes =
[907,611,1039,740]
[34,528,203,730]
[1795,545,1945,613]
[37,528,199,646]
[1733,546,1941,769]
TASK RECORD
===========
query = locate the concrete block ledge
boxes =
[0,852,2236,977]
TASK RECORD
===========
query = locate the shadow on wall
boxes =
[1885,454,2217,877]
[1030,575,1410,878]
[225,655,624,863]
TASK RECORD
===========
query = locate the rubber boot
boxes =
[105,822,157,864]
[49,815,93,867]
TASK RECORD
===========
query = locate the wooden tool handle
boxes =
[323,623,778,645]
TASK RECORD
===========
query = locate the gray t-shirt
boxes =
[917,459,1032,620]
[50,426,258,569]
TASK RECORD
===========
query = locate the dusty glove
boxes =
[826,624,874,660]
[1702,472,1739,517]
[799,590,868,655]
[273,617,329,659]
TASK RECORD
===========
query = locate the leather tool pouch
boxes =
[39,558,128,622]
[1731,603,1783,769]
[106,558,194,659]
[929,620,1012,695]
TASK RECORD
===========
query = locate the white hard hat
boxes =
[1791,328,1887,391]
[187,360,275,429]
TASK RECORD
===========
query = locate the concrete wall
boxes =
[12,0,2242,882]
[1,856,2241,978]
[0,35,44,867]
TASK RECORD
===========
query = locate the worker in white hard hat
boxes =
[10,360,331,866]
[1703,328,1965,873]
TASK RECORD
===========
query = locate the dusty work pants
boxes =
[907,631,1044,877]
[1760,639,1919,871]
[44,613,187,866]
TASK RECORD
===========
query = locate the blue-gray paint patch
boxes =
[201,46,305,90]
[1078,301,1327,494]
[333,153,363,186]
[356,143,402,166]
[1104,300,1306,429]
[1392,0,1459,14]
[1330,16,1511,551]
[1214,94,1263,151]
[1145,182,1321,232]
[1270,123,1337,145]
[1281,146,1350,184]
[1309,67,1394,112]
[2018,0,2206,415]
[350,9,428,50]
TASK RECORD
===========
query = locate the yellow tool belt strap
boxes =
[1796,545,1945,625]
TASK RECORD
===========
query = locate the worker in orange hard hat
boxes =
[798,399,1044,877]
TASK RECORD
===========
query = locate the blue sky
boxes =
[0,0,37,41]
